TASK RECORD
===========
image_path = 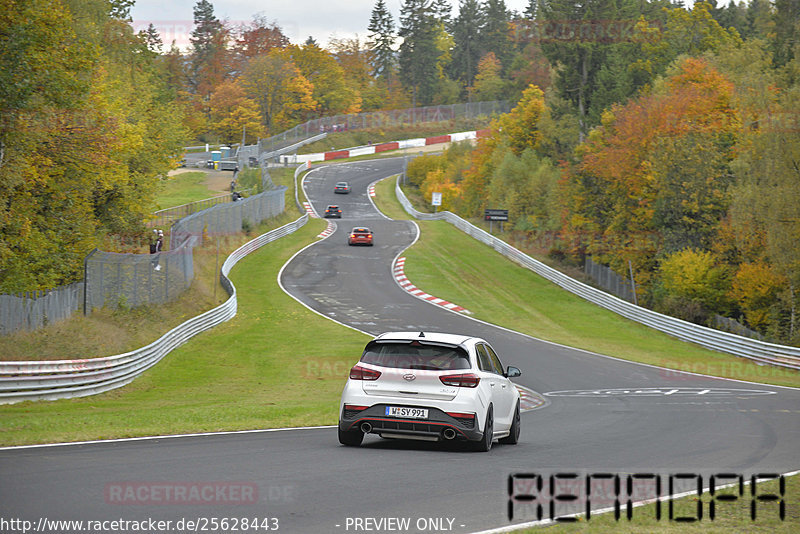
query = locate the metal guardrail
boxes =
[395,179,800,371]
[0,216,309,404]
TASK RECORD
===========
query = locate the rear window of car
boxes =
[360,340,470,371]
[353,228,370,234]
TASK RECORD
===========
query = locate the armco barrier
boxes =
[0,215,309,404]
[395,179,800,371]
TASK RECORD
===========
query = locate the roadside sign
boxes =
[484,209,508,221]
[431,192,442,206]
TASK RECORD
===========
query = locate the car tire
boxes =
[338,426,364,446]
[473,406,493,452]
[499,402,520,445]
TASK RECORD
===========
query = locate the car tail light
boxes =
[349,365,381,381]
[344,404,368,411]
[439,373,480,388]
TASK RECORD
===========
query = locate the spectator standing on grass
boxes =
[149,229,158,254]
[154,230,164,271]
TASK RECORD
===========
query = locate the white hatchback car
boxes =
[338,332,521,451]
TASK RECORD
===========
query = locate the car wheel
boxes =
[338,425,364,446]
[473,406,493,452]
[499,402,520,445]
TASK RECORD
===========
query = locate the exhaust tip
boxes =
[442,428,457,440]
[360,422,373,433]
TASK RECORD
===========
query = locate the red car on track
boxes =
[348,227,373,246]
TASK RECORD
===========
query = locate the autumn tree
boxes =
[567,58,739,284]
[289,43,362,117]
[329,36,385,112]
[232,15,289,66]
[0,0,185,291]
[657,249,731,321]
[241,49,316,134]
[494,83,546,155]
[469,52,507,102]
[730,262,787,331]
[208,80,262,144]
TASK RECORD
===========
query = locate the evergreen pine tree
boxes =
[368,0,397,78]
[399,0,441,106]
[451,0,484,88]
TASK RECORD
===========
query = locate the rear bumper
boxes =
[339,404,482,442]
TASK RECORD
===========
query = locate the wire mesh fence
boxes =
[149,190,253,229]
[255,101,509,156]
[84,240,195,312]
[584,256,637,304]
[170,186,286,250]
[0,283,84,335]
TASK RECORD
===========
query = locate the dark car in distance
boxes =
[334,182,350,194]
[324,205,342,218]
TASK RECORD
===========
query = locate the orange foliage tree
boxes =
[565,57,739,283]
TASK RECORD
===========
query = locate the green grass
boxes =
[155,171,223,210]
[516,473,798,533]
[372,177,800,389]
[0,218,369,446]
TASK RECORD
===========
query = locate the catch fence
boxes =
[253,101,509,157]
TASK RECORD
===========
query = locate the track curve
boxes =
[1,158,798,533]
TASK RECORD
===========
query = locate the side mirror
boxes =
[505,366,521,378]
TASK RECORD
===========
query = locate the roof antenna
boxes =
[418,331,425,338]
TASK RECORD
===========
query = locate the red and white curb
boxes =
[317,221,336,239]
[517,385,546,412]
[393,257,471,314]
[281,129,492,165]
[368,184,376,197]
[302,201,317,218]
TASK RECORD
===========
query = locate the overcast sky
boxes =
[131,0,533,49]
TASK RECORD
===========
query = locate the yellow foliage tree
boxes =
[730,262,787,330]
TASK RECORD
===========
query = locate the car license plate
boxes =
[385,406,428,419]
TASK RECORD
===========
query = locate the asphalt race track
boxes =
[1,158,798,533]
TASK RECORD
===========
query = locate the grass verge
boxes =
[155,171,224,209]
[0,217,370,446]
[372,177,800,389]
